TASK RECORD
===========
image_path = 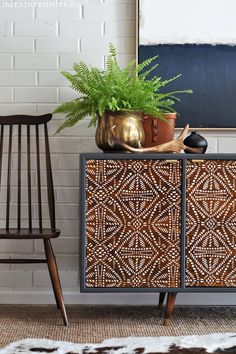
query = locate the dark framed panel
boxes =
[137,0,236,129]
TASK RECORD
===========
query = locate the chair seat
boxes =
[0,228,60,239]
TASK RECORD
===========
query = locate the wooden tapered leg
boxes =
[163,292,177,326]
[44,239,68,326]
[44,239,60,310]
[158,292,166,309]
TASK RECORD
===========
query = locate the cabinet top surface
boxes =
[81,153,236,160]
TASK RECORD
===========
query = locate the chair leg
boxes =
[44,239,68,326]
[163,292,177,326]
[158,292,166,309]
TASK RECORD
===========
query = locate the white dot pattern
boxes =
[85,159,182,288]
[186,160,236,287]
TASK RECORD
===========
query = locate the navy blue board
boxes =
[139,44,236,128]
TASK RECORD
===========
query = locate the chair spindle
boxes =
[17,125,21,230]
[6,125,13,230]
[27,125,32,231]
[0,125,4,188]
[36,125,42,232]
[44,123,56,231]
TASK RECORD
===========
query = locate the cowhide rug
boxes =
[0,333,236,354]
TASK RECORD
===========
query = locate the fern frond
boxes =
[54,44,192,134]
[88,113,98,127]
[55,103,92,134]
[136,55,158,74]
[139,63,159,80]
[54,99,82,114]
[108,42,117,59]
[158,74,182,88]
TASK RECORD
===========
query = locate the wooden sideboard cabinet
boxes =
[80,153,236,325]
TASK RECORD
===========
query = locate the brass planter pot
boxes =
[95,110,145,152]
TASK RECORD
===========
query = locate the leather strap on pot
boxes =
[152,118,158,142]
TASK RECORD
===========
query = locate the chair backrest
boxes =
[0,114,56,232]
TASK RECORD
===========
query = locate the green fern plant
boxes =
[54,44,192,134]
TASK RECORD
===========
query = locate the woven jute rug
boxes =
[0,305,235,347]
[1,333,236,354]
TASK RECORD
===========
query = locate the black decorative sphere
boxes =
[184,131,208,154]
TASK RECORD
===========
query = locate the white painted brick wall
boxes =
[15,54,58,69]
[15,87,57,102]
[59,54,103,69]
[0,88,13,102]
[35,7,81,20]
[59,21,102,37]
[36,38,79,53]
[0,104,36,115]
[0,54,13,69]
[0,70,36,85]
[33,270,78,288]
[0,8,33,20]
[0,20,12,36]
[0,271,32,287]
[58,87,78,102]
[0,38,34,52]
[0,0,235,306]
[38,71,68,86]
[14,21,57,37]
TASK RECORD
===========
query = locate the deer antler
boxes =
[110,124,203,153]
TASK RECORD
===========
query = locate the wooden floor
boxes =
[0,305,235,347]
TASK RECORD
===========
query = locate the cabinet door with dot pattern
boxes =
[85,159,182,288]
[186,160,236,287]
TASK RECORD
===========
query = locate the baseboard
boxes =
[0,290,235,305]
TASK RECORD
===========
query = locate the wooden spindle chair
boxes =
[0,114,68,326]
